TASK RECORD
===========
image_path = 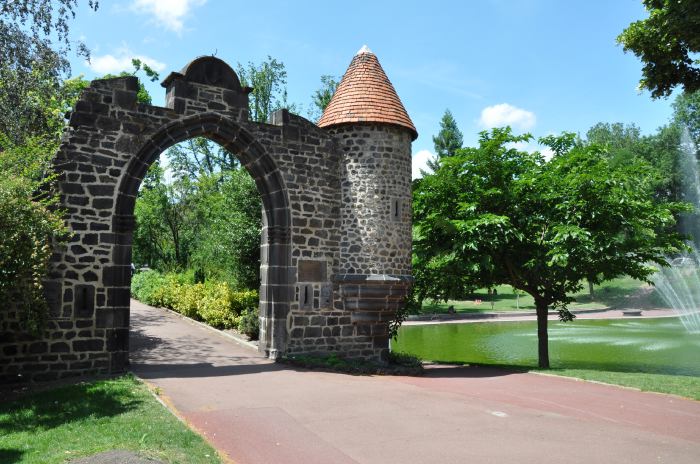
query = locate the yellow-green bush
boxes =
[131,271,258,336]
[230,290,258,314]
[170,282,205,319]
[197,282,240,329]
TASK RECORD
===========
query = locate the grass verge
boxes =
[279,352,424,376]
[0,374,221,464]
[536,368,700,401]
[418,277,653,314]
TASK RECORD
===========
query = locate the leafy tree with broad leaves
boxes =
[427,109,463,172]
[308,74,339,121]
[166,137,240,178]
[617,0,700,98]
[0,0,98,145]
[0,136,69,333]
[412,127,688,368]
[189,170,261,289]
[133,137,262,289]
[237,56,297,123]
[584,122,682,202]
[0,1,95,330]
[132,163,200,271]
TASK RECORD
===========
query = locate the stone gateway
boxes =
[1,47,416,383]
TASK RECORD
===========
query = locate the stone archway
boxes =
[111,113,292,366]
[1,52,416,383]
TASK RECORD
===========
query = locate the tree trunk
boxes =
[535,299,550,369]
[588,280,594,298]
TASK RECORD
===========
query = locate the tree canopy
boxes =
[618,0,700,98]
[0,0,98,145]
[413,128,688,367]
[237,56,296,123]
[308,75,339,121]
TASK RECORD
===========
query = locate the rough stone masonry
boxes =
[0,48,417,383]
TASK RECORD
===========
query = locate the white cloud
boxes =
[88,49,166,75]
[540,147,555,161]
[412,150,435,179]
[131,0,206,33]
[506,141,556,161]
[479,103,536,131]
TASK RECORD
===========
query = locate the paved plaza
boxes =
[130,299,700,464]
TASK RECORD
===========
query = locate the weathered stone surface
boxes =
[1,55,414,383]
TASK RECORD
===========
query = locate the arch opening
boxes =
[111,115,292,365]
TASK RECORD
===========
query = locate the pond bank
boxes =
[405,307,684,325]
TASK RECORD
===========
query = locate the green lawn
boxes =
[534,369,700,401]
[418,276,657,314]
[0,375,221,464]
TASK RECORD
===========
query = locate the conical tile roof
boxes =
[318,46,417,140]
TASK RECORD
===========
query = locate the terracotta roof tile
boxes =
[318,47,417,140]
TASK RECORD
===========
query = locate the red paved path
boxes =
[129,300,700,464]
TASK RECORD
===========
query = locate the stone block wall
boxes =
[0,57,414,383]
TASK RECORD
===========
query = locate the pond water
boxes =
[393,317,700,376]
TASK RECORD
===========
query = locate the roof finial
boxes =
[356,45,373,55]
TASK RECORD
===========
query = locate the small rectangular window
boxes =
[390,198,403,221]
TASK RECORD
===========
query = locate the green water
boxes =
[393,317,700,376]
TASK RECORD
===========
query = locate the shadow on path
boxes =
[129,302,535,382]
[423,364,525,379]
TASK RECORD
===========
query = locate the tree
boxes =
[189,170,261,289]
[166,137,239,178]
[0,137,68,332]
[0,1,97,331]
[585,122,683,203]
[101,58,160,105]
[617,0,700,98]
[673,90,700,148]
[308,75,339,121]
[132,164,199,271]
[412,127,687,368]
[0,0,98,145]
[237,56,297,123]
[427,109,463,172]
[133,137,263,290]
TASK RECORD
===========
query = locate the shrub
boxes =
[238,306,260,340]
[196,282,240,329]
[170,282,205,319]
[230,290,258,314]
[130,271,259,335]
[0,174,67,333]
[130,270,166,306]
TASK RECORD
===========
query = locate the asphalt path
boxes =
[129,299,700,464]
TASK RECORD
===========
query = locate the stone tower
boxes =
[319,45,417,359]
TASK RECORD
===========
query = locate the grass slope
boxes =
[537,368,700,401]
[419,277,657,314]
[0,375,221,464]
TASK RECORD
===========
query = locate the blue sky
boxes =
[68,1,676,177]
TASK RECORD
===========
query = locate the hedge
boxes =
[131,270,260,339]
